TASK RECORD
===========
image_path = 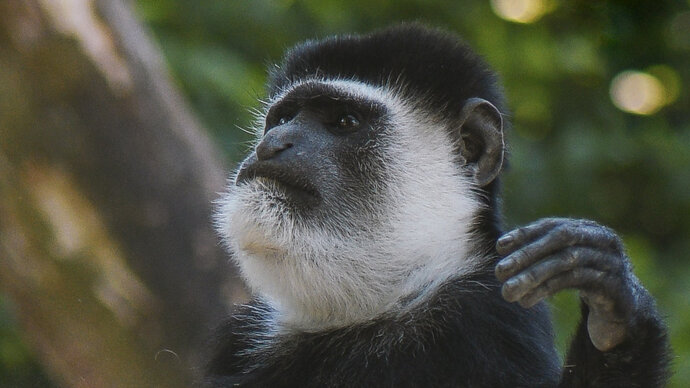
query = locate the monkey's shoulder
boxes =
[204,276,560,387]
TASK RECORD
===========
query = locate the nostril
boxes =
[256,140,293,161]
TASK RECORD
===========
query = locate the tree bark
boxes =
[0,0,246,386]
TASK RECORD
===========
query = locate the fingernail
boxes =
[501,283,517,302]
[496,259,510,273]
[497,234,513,247]
[505,277,519,289]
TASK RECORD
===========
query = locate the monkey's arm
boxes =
[495,218,671,387]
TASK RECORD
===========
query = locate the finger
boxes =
[496,218,619,257]
[496,218,563,256]
[496,233,563,283]
[500,247,613,302]
[495,223,620,282]
[516,268,606,308]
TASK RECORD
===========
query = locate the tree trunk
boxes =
[0,0,246,386]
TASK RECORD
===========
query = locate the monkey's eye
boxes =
[336,114,360,130]
[278,116,291,126]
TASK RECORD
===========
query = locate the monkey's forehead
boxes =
[269,79,393,108]
[267,23,505,118]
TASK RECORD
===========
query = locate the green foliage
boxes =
[0,296,56,387]
[133,0,689,385]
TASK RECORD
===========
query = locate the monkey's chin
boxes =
[255,177,321,208]
[216,181,307,257]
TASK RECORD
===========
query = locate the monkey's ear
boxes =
[458,98,505,187]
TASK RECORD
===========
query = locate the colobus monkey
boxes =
[206,24,670,387]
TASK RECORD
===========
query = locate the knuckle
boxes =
[545,217,565,225]
[565,248,580,266]
[513,225,528,240]
[571,268,591,282]
[598,251,621,271]
[551,224,573,245]
[521,271,538,287]
[510,249,529,266]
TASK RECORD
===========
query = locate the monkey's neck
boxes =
[236,244,490,333]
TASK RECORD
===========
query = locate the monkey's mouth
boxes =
[236,162,321,203]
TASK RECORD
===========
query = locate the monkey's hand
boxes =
[495,218,646,352]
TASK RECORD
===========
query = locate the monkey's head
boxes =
[216,24,506,330]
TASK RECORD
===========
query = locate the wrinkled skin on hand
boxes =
[495,218,645,351]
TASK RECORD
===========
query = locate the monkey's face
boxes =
[238,81,391,219]
[218,81,398,252]
[215,79,497,329]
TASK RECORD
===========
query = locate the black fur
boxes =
[205,24,670,387]
[205,262,562,387]
[559,298,671,387]
[268,24,505,116]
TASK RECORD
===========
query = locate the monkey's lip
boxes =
[236,162,320,201]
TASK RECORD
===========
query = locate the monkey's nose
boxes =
[255,138,293,161]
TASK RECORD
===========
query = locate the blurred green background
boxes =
[2,0,689,385]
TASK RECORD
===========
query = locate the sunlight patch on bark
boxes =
[39,0,133,94]
[25,163,157,327]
